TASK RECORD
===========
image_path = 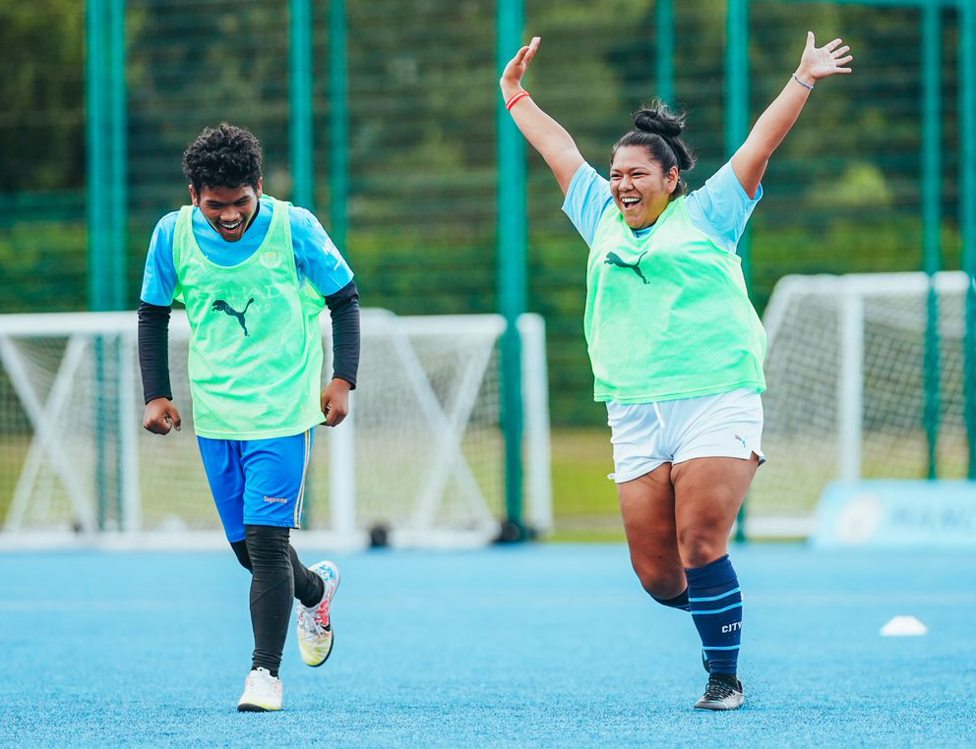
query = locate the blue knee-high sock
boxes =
[686,555,742,676]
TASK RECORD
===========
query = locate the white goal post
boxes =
[0,309,552,549]
[748,270,971,537]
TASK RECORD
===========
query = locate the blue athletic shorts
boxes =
[196,429,314,542]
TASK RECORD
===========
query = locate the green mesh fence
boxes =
[0,0,969,427]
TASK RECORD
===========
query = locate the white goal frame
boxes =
[751,270,970,537]
[0,309,552,549]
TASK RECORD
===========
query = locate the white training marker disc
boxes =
[880,615,928,637]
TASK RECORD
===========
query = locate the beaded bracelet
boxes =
[792,73,815,91]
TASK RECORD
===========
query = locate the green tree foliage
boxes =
[0,2,85,192]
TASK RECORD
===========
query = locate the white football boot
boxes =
[296,560,341,667]
[237,667,283,712]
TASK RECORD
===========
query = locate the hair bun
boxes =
[633,107,684,138]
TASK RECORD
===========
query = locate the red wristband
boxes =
[505,90,531,111]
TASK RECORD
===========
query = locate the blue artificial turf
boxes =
[0,543,973,747]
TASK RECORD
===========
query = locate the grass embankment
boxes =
[546,428,624,542]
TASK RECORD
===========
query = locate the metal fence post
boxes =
[496,0,526,539]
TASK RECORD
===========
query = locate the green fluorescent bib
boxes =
[173,198,326,438]
[585,196,766,403]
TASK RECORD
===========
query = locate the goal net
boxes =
[749,271,971,537]
[0,309,551,548]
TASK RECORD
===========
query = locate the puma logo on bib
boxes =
[212,298,254,337]
[604,250,649,284]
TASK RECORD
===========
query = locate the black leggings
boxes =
[231,525,324,676]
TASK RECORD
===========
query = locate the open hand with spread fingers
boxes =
[795,31,853,86]
[500,35,541,100]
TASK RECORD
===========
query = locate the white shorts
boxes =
[606,388,766,483]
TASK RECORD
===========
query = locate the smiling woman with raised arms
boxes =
[500,32,852,710]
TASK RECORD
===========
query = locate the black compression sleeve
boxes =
[244,525,293,676]
[137,301,173,404]
[230,538,324,608]
[325,280,360,389]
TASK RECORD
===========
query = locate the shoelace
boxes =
[298,603,331,636]
[314,601,331,628]
[702,677,739,701]
[299,569,335,636]
[298,607,322,635]
[247,669,280,691]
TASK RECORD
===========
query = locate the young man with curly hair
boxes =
[137,123,360,712]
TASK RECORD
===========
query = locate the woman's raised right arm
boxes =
[500,36,585,195]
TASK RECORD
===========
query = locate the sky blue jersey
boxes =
[561,160,762,253]
[140,196,354,306]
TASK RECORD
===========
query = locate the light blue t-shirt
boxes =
[561,160,762,253]
[140,196,354,306]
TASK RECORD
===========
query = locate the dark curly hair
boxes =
[182,123,263,193]
[611,99,697,197]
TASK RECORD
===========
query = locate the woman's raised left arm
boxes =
[731,31,853,198]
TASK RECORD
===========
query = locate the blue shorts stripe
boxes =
[702,644,741,651]
[294,429,311,527]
